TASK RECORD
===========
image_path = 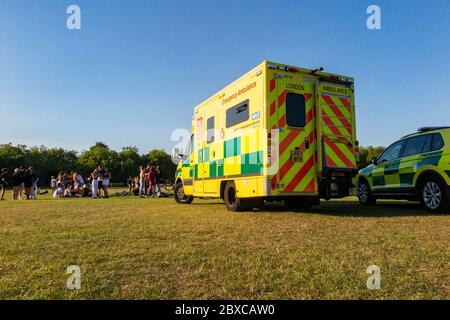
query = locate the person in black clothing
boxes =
[0,168,8,201]
[23,167,36,200]
[11,168,22,200]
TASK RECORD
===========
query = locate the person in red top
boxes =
[144,164,151,195]
[149,166,158,197]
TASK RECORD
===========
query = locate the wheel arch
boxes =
[414,169,447,190]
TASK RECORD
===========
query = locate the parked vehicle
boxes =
[174,61,359,211]
[357,127,450,213]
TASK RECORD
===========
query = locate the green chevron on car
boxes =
[357,127,450,213]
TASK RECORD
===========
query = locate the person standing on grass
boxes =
[139,166,146,197]
[0,168,8,201]
[91,168,99,199]
[101,167,110,198]
[155,165,161,197]
[18,166,26,200]
[148,166,158,197]
[11,168,22,200]
[144,164,151,195]
[23,167,36,200]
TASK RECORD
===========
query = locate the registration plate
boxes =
[290,149,303,162]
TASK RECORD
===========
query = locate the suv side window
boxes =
[431,133,444,151]
[403,135,428,157]
[378,141,404,163]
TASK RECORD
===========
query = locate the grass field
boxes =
[0,189,448,300]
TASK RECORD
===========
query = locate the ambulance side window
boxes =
[226,100,249,128]
[286,93,306,127]
[207,117,215,144]
[189,134,194,155]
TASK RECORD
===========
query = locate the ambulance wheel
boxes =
[358,180,376,206]
[419,176,448,213]
[174,182,193,204]
[223,181,260,212]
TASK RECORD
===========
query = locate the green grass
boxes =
[0,189,448,300]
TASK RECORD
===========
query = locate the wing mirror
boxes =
[370,157,378,165]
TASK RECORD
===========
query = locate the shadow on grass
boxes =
[265,200,445,217]
[190,199,446,217]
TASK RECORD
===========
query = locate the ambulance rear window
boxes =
[286,93,306,127]
[226,100,249,128]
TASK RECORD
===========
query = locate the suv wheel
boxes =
[358,180,376,206]
[420,176,448,213]
[174,182,194,204]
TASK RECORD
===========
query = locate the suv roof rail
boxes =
[401,126,450,139]
[417,126,450,133]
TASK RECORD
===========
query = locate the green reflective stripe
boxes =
[197,149,203,163]
[217,159,224,177]
[224,137,241,158]
[384,160,400,175]
[241,151,263,175]
[204,146,210,163]
[373,175,385,187]
[194,164,199,179]
[419,151,442,167]
[209,161,217,178]
[399,173,415,185]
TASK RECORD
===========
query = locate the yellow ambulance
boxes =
[174,61,359,211]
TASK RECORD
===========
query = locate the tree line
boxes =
[0,142,385,186]
[0,142,177,185]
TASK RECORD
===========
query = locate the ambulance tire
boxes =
[223,181,261,212]
[419,175,448,214]
[174,182,194,204]
[358,179,376,206]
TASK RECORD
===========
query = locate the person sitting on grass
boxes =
[53,181,65,198]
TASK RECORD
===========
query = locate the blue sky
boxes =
[0,0,449,154]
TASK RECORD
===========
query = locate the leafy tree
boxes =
[144,149,177,182]
[357,146,385,168]
[77,142,119,177]
[117,146,142,182]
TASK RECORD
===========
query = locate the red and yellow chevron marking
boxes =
[268,77,318,193]
[320,95,353,138]
[323,136,356,169]
[275,84,317,193]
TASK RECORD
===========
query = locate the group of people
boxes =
[0,167,43,201]
[51,165,111,199]
[128,164,162,197]
[0,164,165,200]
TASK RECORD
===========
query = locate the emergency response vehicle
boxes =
[174,61,359,211]
[358,127,450,213]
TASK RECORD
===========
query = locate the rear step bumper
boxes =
[319,169,358,199]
